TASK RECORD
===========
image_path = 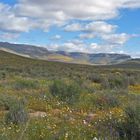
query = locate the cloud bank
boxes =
[0,0,140,54]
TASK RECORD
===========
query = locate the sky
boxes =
[0,0,140,57]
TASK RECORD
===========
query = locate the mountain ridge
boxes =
[0,42,131,65]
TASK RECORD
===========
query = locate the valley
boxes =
[0,50,139,140]
[0,42,131,65]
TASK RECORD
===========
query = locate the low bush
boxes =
[14,79,39,90]
[102,74,129,89]
[49,80,81,104]
[5,99,28,124]
[0,94,17,110]
[94,94,120,110]
[115,104,140,140]
[77,92,120,112]
[0,71,6,80]
[89,74,102,83]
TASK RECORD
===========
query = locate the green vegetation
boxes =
[5,99,28,125]
[50,80,81,104]
[0,50,140,140]
[115,104,140,140]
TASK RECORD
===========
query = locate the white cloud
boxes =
[101,33,131,45]
[46,32,137,53]
[16,0,140,22]
[0,3,35,32]
[89,43,102,51]
[88,43,118,53]
[64,21,117,33]
[16,0,118,20]
[79,33,96,39]
[51,35,61,40]
[85,21,117,34]
[64,23,82,32]
[0,0,140,54]
[0,0,140,33]
[121,0,140,8]
[69,39,84,45]
[62,42,86,52]
[47,41,122,53]
[17,0,140,21]
[47,41,86,52]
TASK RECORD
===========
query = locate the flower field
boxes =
[0,50,140,140]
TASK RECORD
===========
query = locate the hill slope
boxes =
[0,42,49,58]
[0,49,140,140]
[0,42,131,65]
[0,50,139,71]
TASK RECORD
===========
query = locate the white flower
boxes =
[93,137,98,140]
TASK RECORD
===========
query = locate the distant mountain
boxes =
[54,51,131,65]
[0,42,50,58]
[0,42,131,65]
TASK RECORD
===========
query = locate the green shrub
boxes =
[95,94,120,110]
[77,93,96,112]
[14,79,39,90]
[0,71,6,80]
[115,104,140,140]
[126,72,140,85]
[89,74,102,83]
[5,99,28,124]
[77,93,120,112]
[0,94,17,110]
[49,80,81,104]
[102,74,129,89]
[103,94,119,107]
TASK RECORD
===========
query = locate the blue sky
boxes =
[0,0,140,57]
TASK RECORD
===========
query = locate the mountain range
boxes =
[0,42,131,65]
